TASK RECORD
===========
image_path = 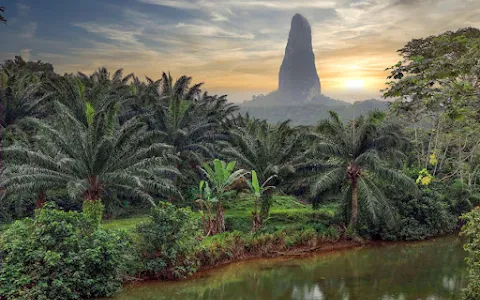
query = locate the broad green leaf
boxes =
[251,170,260,194]
[213,159,224,187]
[225,161,236,178]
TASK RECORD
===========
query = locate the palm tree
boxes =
[2,100,180,211]
[222,117,302,218]
[301,111,417,230]
[199,159,247,233]
[150,73,237,190]
[0,67,50,173]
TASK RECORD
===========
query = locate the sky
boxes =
[1,0,480,103]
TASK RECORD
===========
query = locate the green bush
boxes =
[136,202,200,279]
[82,199,105,226]
[197,225,341,267]
[358,185,457,241]
[461,208,480,300]
[0,203,132,300]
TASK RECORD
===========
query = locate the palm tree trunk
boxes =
[36,190,46,208]
[347,162,360,229]
[82,176,104,225]
[349,181,359,229]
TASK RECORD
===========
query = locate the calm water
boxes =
[113,236,467,300]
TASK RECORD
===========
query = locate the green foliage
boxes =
[2,100,180,207]
[136,202,200,279]
[0,203,132,299]
[200,159,247,196]
[358,185,458,241]
[299,110,417,228]
[416,168,433,186]
[197,225,341,267]
[85,102,95,126]
[461,208,480,300]
[224,205,339,233]
[82,199,105,226]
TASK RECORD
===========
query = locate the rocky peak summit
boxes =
[278,13,321,103]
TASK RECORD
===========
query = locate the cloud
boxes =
[16,3,30,17]
[11,0,479,103]
[210,12,228,22]
[137,0,337,10]
[174,22,255,39]
[20,22,37,38]
[74,22,144,46]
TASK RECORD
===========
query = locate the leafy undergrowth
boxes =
[102,195,340,234]
[197,226,345,268]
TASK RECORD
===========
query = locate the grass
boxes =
[0,194,340,233]
[103,216,149,231]
[99,194,340,233]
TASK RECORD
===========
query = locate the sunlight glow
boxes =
[344,79,365,89]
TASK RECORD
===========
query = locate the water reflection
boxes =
[113,236,467,300]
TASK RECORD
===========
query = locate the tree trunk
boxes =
[347,162,361,230]
[252,212,261,232]
[36,190,46,208]
[349,182,358,229]
[216,202,225,233]
[252,197,262,232]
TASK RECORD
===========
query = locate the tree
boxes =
[301,111,417,230]
[2,100,180,212]
[0,65,50,175]
[1,6,6,24]
[222,117,302,218]
[150,73,237,191]
[199,159,247,233]
[385,28,480,184]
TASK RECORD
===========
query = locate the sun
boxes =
[344,79,365,89]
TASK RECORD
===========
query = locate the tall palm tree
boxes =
[150,73,237,190]
[76,67,133,108]
[222,117,303,217]
[2,100,179,209]
[301,111,417,229]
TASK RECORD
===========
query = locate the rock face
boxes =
[278,14,321,103]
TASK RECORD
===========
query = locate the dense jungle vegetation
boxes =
[1,27,480,299]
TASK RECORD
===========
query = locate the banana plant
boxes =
[196,180,218,236]
[248,170,276,232]
[199,159,248,233]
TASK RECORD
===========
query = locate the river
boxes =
[113,235,467,300]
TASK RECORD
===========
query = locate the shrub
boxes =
[358,184,458,241]
[136,202,200,279]
[0,203,132,300]
[82,199,105,226]
[461,208,480,300]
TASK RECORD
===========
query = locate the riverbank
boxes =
[127,230,463,285]
[114,235,466,300]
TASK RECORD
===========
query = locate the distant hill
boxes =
[240,99,390,125]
